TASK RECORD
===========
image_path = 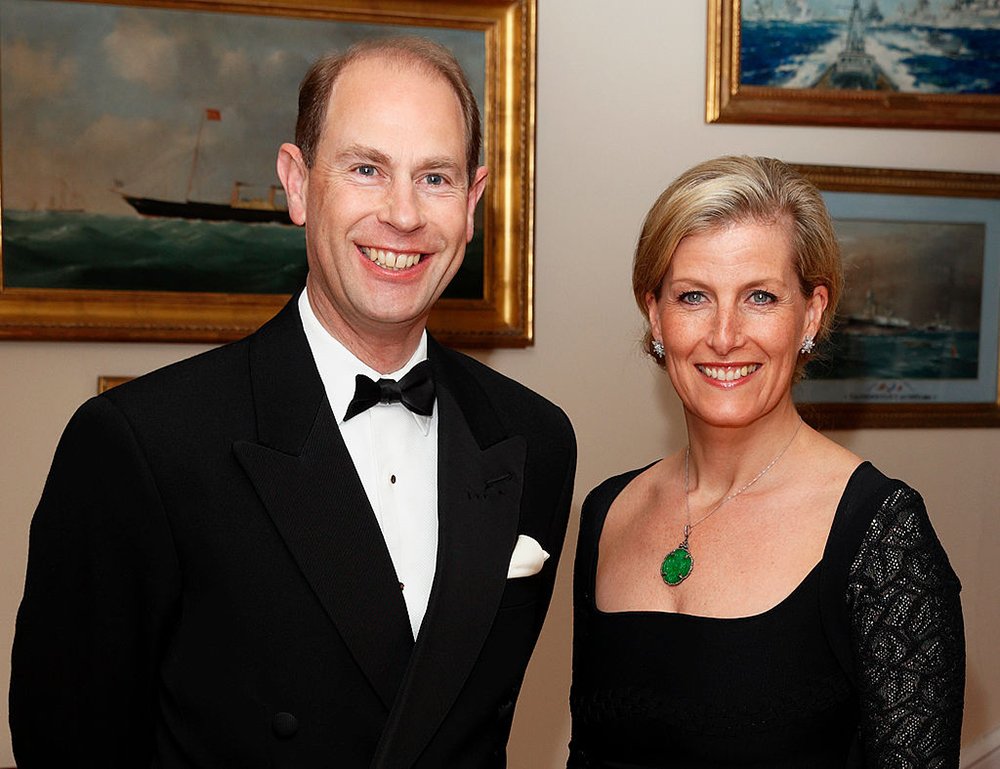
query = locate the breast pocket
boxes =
[497,572,545,610]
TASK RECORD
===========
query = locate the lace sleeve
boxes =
[847,484,965,769]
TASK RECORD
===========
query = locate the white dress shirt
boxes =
[298,291,438,639]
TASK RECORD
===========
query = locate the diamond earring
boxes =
[652,339,665,358]
[799,337,815,355]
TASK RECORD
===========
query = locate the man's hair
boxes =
[295,36,482,185]
[632,155,843,377]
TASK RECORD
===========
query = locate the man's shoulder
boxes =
[102,335,253,413]
[106,295,306,409]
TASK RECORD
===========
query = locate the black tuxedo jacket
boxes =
[10,297,576,769]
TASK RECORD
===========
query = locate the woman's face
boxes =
[646,219,827,429]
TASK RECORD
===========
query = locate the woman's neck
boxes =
[683,401,804,498]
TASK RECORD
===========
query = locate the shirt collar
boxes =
[298,291,432,434]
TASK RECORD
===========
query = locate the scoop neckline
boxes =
[593,559,821,622]
[588,460,870,622]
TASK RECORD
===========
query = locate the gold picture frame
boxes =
[97,375,132,394]
[792,164,1000,429]
[707,0,1000,130]
[0,0,535,347]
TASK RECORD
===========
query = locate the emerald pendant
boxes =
[660,544,693,586]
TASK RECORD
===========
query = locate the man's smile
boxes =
[359,246,426,270]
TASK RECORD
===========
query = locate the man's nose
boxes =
[378,178,425,232]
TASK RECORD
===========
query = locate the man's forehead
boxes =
[328,53,455,108]
[317,54,468,159]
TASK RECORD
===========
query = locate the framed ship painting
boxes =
[707,0,1000,129]
[0,0,536,346]
[792,164,1000,428]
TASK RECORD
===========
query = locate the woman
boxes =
[569,156,964,768]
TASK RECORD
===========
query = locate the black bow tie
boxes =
[343,360,435,421]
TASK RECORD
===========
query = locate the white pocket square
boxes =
[507,535,550,579]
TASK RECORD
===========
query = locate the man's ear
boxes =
[466,166,489,243]
[276,143,308,226]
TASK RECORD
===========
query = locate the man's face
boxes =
[280,56,487,348]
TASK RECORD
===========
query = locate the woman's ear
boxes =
[804,284,829,341]
[646,291,663,342]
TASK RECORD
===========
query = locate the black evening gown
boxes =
[568,462,965,769]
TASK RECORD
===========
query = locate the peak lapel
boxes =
[372,351,527,769]
[232,298,413,710]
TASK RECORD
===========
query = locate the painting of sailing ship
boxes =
[0,0,486,297]
[116,108,292,227]
[741,0,1000,94]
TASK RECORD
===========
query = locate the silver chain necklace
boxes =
[659,418,803,587]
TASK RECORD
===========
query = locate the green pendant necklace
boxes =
[660,419,803,587]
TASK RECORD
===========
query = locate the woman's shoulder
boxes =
[842,464,956,582]
[799,424,915,511]
[828,461,919,545]
[823,459,958,596]
[584,464,654,505]
[578,461,662,542]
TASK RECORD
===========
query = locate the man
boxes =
[10,37,575,768]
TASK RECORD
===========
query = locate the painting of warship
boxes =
[740,0,1000,93]
[786,164,1000,420]
[808,216,984,383]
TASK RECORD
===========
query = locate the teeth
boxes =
[360,247,422,270]
[697,364,760,382]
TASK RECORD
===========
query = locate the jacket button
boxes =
[272,712,298,738]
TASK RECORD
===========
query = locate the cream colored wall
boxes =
[2,1,999,765]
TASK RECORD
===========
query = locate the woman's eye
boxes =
[679,291,705,305]
[749,290,777,304]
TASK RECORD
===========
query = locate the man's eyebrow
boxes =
[334,144,392,167]
[418,156,465,177]
[334,144,465,179]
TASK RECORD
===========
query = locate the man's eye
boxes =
[749,290,777,304]
[679,291,705,305]
[425,173,445,186]
[355,165,377,177]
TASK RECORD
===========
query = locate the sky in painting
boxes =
[1,0,485,214]
[752,0,997,21]
[835,218,984,330]
[809,1,926,18]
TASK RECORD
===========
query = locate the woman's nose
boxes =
[707,307,743,354]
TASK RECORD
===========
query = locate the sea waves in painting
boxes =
[741,4,1000,94]
[2,210,307,294]
[808,329,980,381]
[2,209,485,300]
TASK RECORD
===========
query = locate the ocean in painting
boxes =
[3,210,307,294]
[806,328,980,381]
[2,209,484,298]
[741,18,1000,93]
